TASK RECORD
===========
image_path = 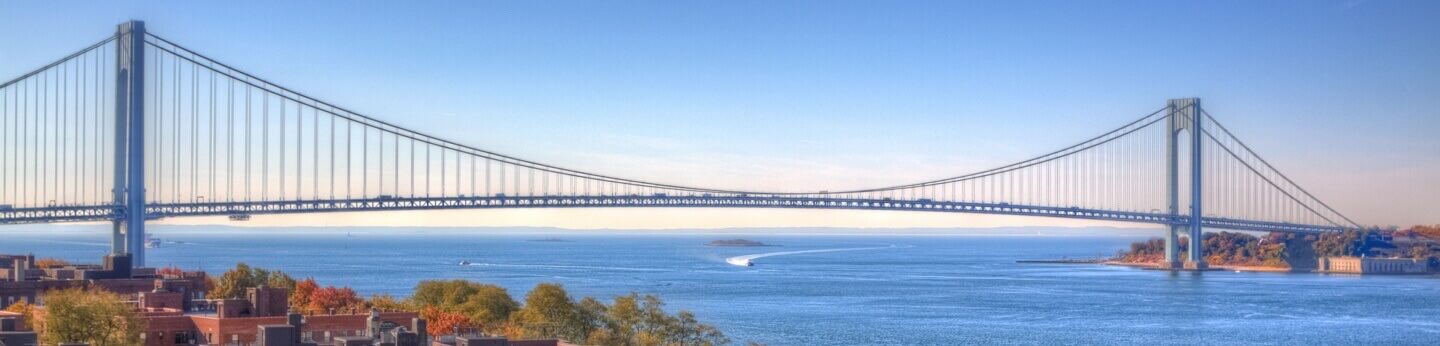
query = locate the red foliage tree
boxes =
[307,285,365,315]
[156,265,185,278]
[421,306,479,337]
[291,278,320,314]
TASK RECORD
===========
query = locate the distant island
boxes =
[1108,225,1438,274]
[707,239,773,247]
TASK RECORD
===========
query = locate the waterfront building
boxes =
[1,254,207,310]
[1316,256,1429,274]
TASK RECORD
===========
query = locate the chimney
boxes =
[103,254,132,279]
[412,318,428,345]
[288,313,304,342]
[366,309,381,337]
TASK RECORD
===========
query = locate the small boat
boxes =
[459,260,471,266]
[726,257,755,267]
[145,237,162,248]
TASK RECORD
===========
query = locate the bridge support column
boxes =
[1165,98,1206,270]
[112,20,147,267]
[1185,98,1206,270]
[1164,226,1183,269]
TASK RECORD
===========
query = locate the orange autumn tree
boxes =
[307,285,365,315]
[3,301,34,330]
[290,278,320,314]
[32,258,70,269]
[421,306,479,337]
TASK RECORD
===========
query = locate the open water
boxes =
[2,226,1437,345]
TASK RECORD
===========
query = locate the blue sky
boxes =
[2,0,1436,228]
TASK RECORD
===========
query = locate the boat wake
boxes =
[725,245,902,267]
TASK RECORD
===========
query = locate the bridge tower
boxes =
[112,20,148,267]
[1165,98,1206,270]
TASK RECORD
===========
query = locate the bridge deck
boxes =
[0,195,1343,234]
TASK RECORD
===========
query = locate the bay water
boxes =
[2,226,1437,345]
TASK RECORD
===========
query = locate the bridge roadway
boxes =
[0,195,1342,234]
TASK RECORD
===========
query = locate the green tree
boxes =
[369,293,413,312]
[210,263,297,299]
[1314,230,1368,257]
[674,310,729,346]
[409,280,518,334]
[594,293,728,346]
[575,297,608,334]
[458,287,521,333]
[507,283,589,341]
[411,279,480,309]
[402,280,730,345]
[37,287,145,346]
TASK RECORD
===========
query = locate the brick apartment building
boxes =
[133,285,423,345]
[2,253,207,309]
[0,253,569,346]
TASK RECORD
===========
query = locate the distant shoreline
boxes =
[1017,258,1297,273]
[1103,261,1294,273]
[706,239,776,247]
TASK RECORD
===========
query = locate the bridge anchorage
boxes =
[0,20,1361,268]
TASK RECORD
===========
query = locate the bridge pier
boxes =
[112,20,148,267]
[1166,98,1206,270]
[1163,226,1183,269]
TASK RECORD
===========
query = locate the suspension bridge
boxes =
[0,21,1361,269]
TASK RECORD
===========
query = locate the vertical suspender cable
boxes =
[262,91,268,202]
[377,124,383,197]
[314,107,320,200]
[346,119,352,199]
[60,63,68,204]
[329,109,335,200]
[210,69,216,203]
[392,132,398,197]
[425,142,431,198]
[172,56,179,203]
[279,98,287,200]
[191,63,198,202]
[362,120,368,198]
[434,139,440,197]
[245,82,251,203]
[227,79,234,202]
